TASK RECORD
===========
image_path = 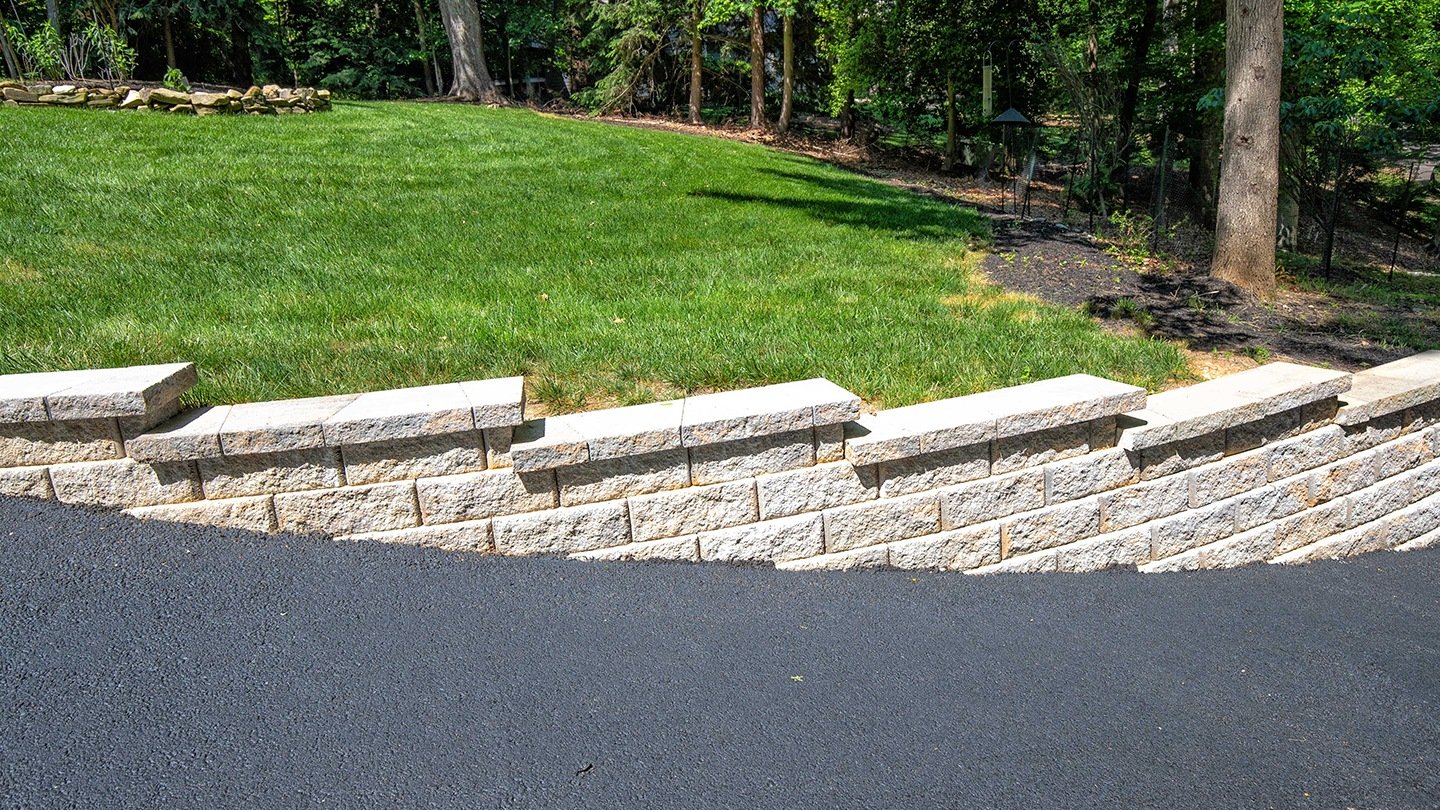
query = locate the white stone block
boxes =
[273,481,419,535]
[992,422,1091,475]
[1189,448,1268,507]
[569,536,699,562]
[877,395,994,455]
[1231,478,1311,533]
[416,468,557,523]
[341,518,492,552]
[776,545,889,571]
[1002,497,1101,556]
[824,491,940,552]
[1134,432,1225,480]
[1267,424,1346,481]
[1053,527,1150,572]
[843,415,920,466]
[680,378,859,447]
[698,512,824,564]
[0,369,83,422]
[483,427,514,468]
[129,494,277,533]
[42,362,198,421]
[558,399,683,460]
[938,468,1045,530]
[1336,351,1440,426]
[878,443,989,498]
[966,374,1146,439]
[1311,451,1378,503]
[219,394,358,455]
[1271,498,1349,555]
[0,465,53,499]
[887,522,1001,571]
[557,449,689,506]
[492,499,631,555]
[509,418,588,472]
[50,458,200,508]
[1374,431,1435,480]
[459,376,526,428]
[628,479,757,541]
[965,548,1058,575]
[756,461,877,520]
[126,406,230,463]
[1149,499,1238,559]
[689,429,814,485]
[1045,448,1137,503]
[0,419,123,466]
[198,448,344,499]
[322,383,475,445]
[341,433,487,485]
[1141,523,1277,573]
[1100,473,1189,531]
[1347,477,1415,528]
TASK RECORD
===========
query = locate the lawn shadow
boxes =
[688,167,986,244]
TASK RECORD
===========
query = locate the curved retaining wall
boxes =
[2,354,1439,573]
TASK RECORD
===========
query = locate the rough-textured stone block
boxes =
[1272,498,1349,555]
[0,369,83,422]
[323,383,475,445]
[1232,478,1311,532]
[1397,524,1440,552]
[273,481,419,535]
[1405,401,1440,432]
[966,548,1058,575]
[219,394,357,455]
[681,378,859,447]
[968,374,1146,439]
[483,427,514,469]
[887,522,1001,571]
[0,465,53,499]
[1225,408,1300,454]
[775,545,889,571]
[1002,497,1101,556]
[877,395,994,455]
[628,479,757,541]
[0,419,123,466]
[1347,477,1415,528]
[557,449,689,506]
[1136,432,1225,481]
[878,443,989,498]
[1374,431,1435,480]
[341,519,492,553]
[1342,412,1406,453]
[1045,448,1137,503]
[689,429,814,485]
[1142,524,1277,573]
[1268,425,1346,482]
[1270,524,1367,565]
[992,422,1091,475]
[570,536,699,562]
[510,418,588,472]
[341,433,487,485]
[558,399,683,459]
[1053,527,1150,572]
[1190,449,1268,507]
[459,376,526,429]
[814,423,845,463]
[199,448,344,499]
[1335,351,1440,426]
[492,499,631,555]
[50,458,200,508]
[117,397,183,440]
[842,415,920,467]
[1396,458,1440,501]
[1299,398,1340,432]
[1311,451,1378,503]
[129,495,277,533]
[938,468,1044,530]
[823,491,939,552]
[1100,473,1189,531]
[1386,492,1440,546]
[42,362,197,421]
[127,405,229,462]
[756,462,877,520]
[416,468,557,523]
[1149,500,1238,559]
[698,512,825,564]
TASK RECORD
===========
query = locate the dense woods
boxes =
[4,0,1438,295]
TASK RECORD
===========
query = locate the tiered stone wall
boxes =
[0,80,331,114]
[3,354,1439,573]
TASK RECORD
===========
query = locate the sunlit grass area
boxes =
[0,101,1187,409]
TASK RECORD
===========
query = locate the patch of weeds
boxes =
[1244,345,1270,363]
[530,376,589,414]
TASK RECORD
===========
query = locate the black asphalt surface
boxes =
[2,495,1439,809]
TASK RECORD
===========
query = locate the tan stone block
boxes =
[199,448,344,499]
[1311,451,1377,503]
[1271,498,1349,555]
[1099,473,1188,531]
[1342,412,1405,453]
[1054,527,1150,572]
[126,405,229,462]
[416,468,557,523]
[1002,497,1101,556]
[698,512,824,563]
[0,465,53,499]
[1347,479,1414,528]
[1189,448,1269,507]
[219,394,357,455]
[0,419,123,466]
[558,399,682,459]
[273,481,419,535]
[814,423,845,463]
[321,382,476,445]
[992,422,1090,475]
[823,491,939,552]
[342,519,492,553]
[341,433,486,485]
[938,468,1044,530]
[628,479,757,541]
[878,443,989,498]
[688,429,814,485]
[557,449,689,506]
[1045,448,1137,503]
[966,548,1058,575]
[1374,430,1435,480]
[1137,432,1225,480]
[1232,478,1311,532]
[570,536,699,562]
[757,462,877,520]
[775,545,889,571]
[887,522,1000,571]
[129,495,276,533]
[1149,500,1238,559]
[1267,425,1346,481]
[1225,408,1299,454]
[50,458,200,508]
[484,427,514,468]
[492,499,631,555]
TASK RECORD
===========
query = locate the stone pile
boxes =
[0,80,331,115]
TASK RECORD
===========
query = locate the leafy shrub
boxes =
[163,67,191,92]
[8,21,62,80]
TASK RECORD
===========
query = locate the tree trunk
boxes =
[1187,0,1224,227]
[688,1,703,124]
[501,12,514,98]
[45,0,60,31]
[749,4,765,129]
[777,12,793,132]
[840,88,855,138]
[1086,0,1100,72]
[163,14,177,70]
[1114,0,1160,174]
[413,0,436,96]
[229,20,254,87]
[943,74,957,172]
[0,11,21,80]
[1210,0,1282,298]
[437,0,500,102]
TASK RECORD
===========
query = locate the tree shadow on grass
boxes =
[688,167,987,244]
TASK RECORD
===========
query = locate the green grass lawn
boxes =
[0,101,1187,410]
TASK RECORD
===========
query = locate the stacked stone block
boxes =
[3,353,1440,574]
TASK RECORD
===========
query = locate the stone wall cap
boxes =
[0,370,87,423]
[218,394,358,456]
[127,405,231,462]
[555,399,683,460]
[967,374,1147,439]
[0,362,197,423]
[323,382,476,446]
[1336,351,1440,426]
[680,378,861,447]
[458,376,526,429]
[510,417,589,472]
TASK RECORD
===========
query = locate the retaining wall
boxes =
[3,354,1439,573]
[0,80,331,114]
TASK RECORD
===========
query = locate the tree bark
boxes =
[0,11,21,80]
[45,0,60,31]
[943,74,957,172]
[163,14,177,70]
[777,12,793,132]
[413,0,437,96]
[437,0,500,102]
[1187,0,1224,227]
[840,88,855,138]
[1114,0,1160,174]
[749,4,765,128]
[688,1,703,124]
[1209,0,1282,298]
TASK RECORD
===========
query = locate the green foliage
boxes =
[163,65,190,90]
[84,23,138,82]
[8,21,62,80]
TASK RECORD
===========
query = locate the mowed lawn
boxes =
[0,101,1187,409]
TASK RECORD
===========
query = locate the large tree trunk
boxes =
[45,0,60,31]
[1114,0,1160,175]
[229,20,254,87]
[163,14,177,70]
[1210,0,1282,297]
[1187,0,1224,226]
[437,0,500,102]
[777,12,793,132]
[0,11,21,80]
[749,4,765,128]
[688,1,703,124]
